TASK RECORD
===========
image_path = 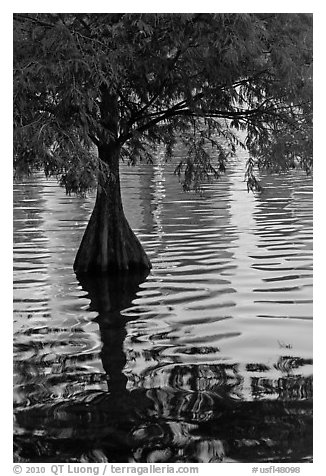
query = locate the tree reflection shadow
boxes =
[14,271,312,464]
[78,271,150,394]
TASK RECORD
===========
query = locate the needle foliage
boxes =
[14,13,312,193]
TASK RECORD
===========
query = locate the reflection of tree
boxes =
[251,170,313,273]
[14,176,46,244]
[250,356,313,401]
[78,271,150,394]
[14,267,313,464]
[14,176,53,412]
[14,373,312,463]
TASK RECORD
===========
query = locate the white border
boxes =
[4,3,324,474]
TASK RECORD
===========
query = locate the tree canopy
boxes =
[13,13,312,194]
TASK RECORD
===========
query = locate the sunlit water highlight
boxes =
[13,156,312,463]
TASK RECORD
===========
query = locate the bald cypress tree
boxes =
[13,13,312,275]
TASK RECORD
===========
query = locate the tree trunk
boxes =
[73,143,152,275]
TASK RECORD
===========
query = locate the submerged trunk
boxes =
[73,143,152,275]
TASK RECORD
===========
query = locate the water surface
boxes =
[13,156,313,463]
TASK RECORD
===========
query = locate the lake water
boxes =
[13,155,313,463]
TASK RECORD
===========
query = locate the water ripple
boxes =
[13,162,312,463]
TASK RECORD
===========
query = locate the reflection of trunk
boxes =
[74,143,151,275]
[77,271,149,394]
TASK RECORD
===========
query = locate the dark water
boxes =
[13,155,313,463]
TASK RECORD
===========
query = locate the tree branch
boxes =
[133,47,186,120]
[120,98,305,144]
[13,13,58,29]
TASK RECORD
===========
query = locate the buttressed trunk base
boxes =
[73,144,152,275]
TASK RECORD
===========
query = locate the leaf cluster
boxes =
[13,13,313,193]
